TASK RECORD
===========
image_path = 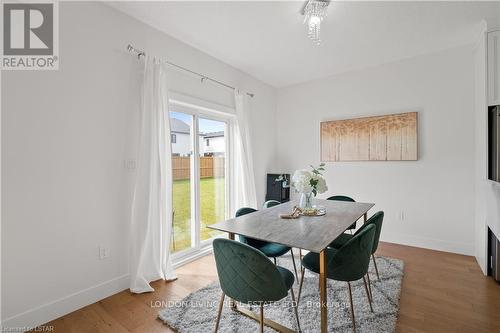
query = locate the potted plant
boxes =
[291,163,328,213]
[275,174,290,188]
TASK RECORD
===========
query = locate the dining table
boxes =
[208,198,374,333]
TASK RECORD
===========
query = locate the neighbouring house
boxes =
[171,118,225,156]
[202,131,225,156]
[170,118,191,156]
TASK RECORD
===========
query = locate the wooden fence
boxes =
[172,156,225,180]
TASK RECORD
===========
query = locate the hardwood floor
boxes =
[40,242,500,333]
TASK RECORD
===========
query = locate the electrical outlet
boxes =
[99,246,110,260]
[124,159,137,171]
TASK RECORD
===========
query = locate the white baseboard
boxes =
[381,232,474,256]
[2,274,129,331]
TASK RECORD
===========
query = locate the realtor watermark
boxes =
[150,299,348,310]
[1,325,54,332]
[1,1,59,70]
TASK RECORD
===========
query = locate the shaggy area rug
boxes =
[159,254,404,332]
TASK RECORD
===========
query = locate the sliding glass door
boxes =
[169,102,229,258]
[170,111,194,253]
[198,117,225,243]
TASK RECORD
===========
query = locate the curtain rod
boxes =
[127,44,255,98]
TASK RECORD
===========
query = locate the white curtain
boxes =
[231,90,258,214]
[130,56,176,293]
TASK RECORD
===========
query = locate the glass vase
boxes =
[299,192,315,212]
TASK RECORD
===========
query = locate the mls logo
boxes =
[1,1,59,70]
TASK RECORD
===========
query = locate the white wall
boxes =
[276,45,476,256]
[473,25,489,273]
[1,2,276,328]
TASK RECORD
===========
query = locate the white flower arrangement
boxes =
[292,163,328,196]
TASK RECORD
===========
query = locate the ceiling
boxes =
[109,1,500,88]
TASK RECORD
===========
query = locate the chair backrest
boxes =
[352,211,384,254]
[263,200,281,208]
[235,207,260,245]
[367,211,384,253]
[213,239,288,303]
[328,224,376,282]
[326,195,356,202]
[327,195,357,230]
[236,207,257,217]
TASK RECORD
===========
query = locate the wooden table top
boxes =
[208,199,374,253]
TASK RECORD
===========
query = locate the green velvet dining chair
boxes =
[212,239,301,333]
[263,200,281,208]
[298,224,376,332]
[327,195,358,233]
[329,211,384,284]
[235,207,299,282]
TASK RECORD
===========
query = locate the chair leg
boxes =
[290,249,299,283]
[299,249,303,272]
[297,267,305,305]
[372,254,380,280]
[362,276,373,312]
[273,257,277,265]
[214,292,225,333]
[347,282,356,332]
[290,288,302,333]
[259,304,264,333]
[366,273,373,300]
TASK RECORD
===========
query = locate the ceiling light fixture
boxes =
[302,0,330,45]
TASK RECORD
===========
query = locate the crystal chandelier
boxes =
[303,0,330,45]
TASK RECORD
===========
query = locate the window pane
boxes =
[198,117,225,241]
[170,111,193,253]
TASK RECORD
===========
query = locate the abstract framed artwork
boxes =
[320,112,418,161]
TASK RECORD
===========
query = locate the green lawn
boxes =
[171,177,225,252]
